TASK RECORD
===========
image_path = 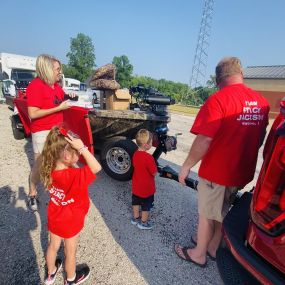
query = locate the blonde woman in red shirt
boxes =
[27,54,75,212]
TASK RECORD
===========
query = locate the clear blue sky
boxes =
[1,0,285,84]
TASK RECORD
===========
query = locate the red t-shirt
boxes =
[191,83,269,187]
[27,77,64,133]
[132,150,157,198]
[47,165,96,238]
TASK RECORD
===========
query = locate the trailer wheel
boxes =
[216,246,260,285]
[11,115,25,140]
[101,139,138,181]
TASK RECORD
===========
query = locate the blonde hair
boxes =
[36,54,61,86]
[215,57,242,85]
[40,126,77,188]
[135,129,152,147]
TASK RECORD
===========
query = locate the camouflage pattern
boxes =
[94,64,116,79]
[89,79,120,90]
[88,109,170,140]
[89,64,120,90]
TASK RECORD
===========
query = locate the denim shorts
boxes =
[132,194,154,211]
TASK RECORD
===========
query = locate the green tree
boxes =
[206,75,217,89]
[112,55,133,88]
[62,64,77,79]
[66,33,95,82]
[129,75,189,104]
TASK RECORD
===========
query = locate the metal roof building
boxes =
[243,66,285,118]
[244,66,285,79]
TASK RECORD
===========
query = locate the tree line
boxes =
[62,33,217,106]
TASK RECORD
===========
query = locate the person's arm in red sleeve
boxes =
[147,155,158,176]
[178,134,213,185]
[27,81,71,119]
[191,95,223,138]
[28,102,70,119]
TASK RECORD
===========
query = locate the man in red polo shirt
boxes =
[174,57,269,267]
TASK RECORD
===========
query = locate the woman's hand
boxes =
[58,101,71,110]
[69,92,77,98]
[67,92,78,99]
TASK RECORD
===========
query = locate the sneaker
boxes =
[137,220,153,230]
[65,265,90,285]
[28,196,38,212]
[131,217,140,225]
[45,258,62,285]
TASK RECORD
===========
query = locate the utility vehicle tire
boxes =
[216,246,261,285]
[100,139,138,181]
[11,115,25,140]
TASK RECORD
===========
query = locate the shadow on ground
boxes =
[89,157,220,285]
[0,185,40,284]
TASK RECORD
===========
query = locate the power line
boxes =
[183,0,214,103]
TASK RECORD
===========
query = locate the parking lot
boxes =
[0,104,267,285]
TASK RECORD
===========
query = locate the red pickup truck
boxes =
[158,99,285,284]
[216,100,285,285]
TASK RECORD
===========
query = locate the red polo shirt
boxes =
[27,77,64,133]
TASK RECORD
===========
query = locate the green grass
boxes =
[168,104,200,116]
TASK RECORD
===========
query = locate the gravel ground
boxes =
[0,104,266,285]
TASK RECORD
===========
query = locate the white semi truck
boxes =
[0,53,37,105]
[0,52,36,80]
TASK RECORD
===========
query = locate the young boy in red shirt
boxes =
[131,129,158,230]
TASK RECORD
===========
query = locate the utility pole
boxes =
[183,0,214,104]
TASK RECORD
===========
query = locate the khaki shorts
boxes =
[32,130,50,154]
[197,178,238,222]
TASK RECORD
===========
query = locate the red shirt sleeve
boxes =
[191,95,223,138]
[79,165,96,187]
[27,79,44,108]
[147,154,158,176]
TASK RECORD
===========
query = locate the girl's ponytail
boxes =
[40,126,68,188]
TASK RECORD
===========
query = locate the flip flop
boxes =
[190,235,197,245]
[190,235,216,261]
[174,245,207,268]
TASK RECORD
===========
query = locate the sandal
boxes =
[190,235,216,261]
[174,244,207,268]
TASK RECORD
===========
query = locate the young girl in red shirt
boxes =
[40,126,101,285]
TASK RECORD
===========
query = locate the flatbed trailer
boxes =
[12,86,178,181]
